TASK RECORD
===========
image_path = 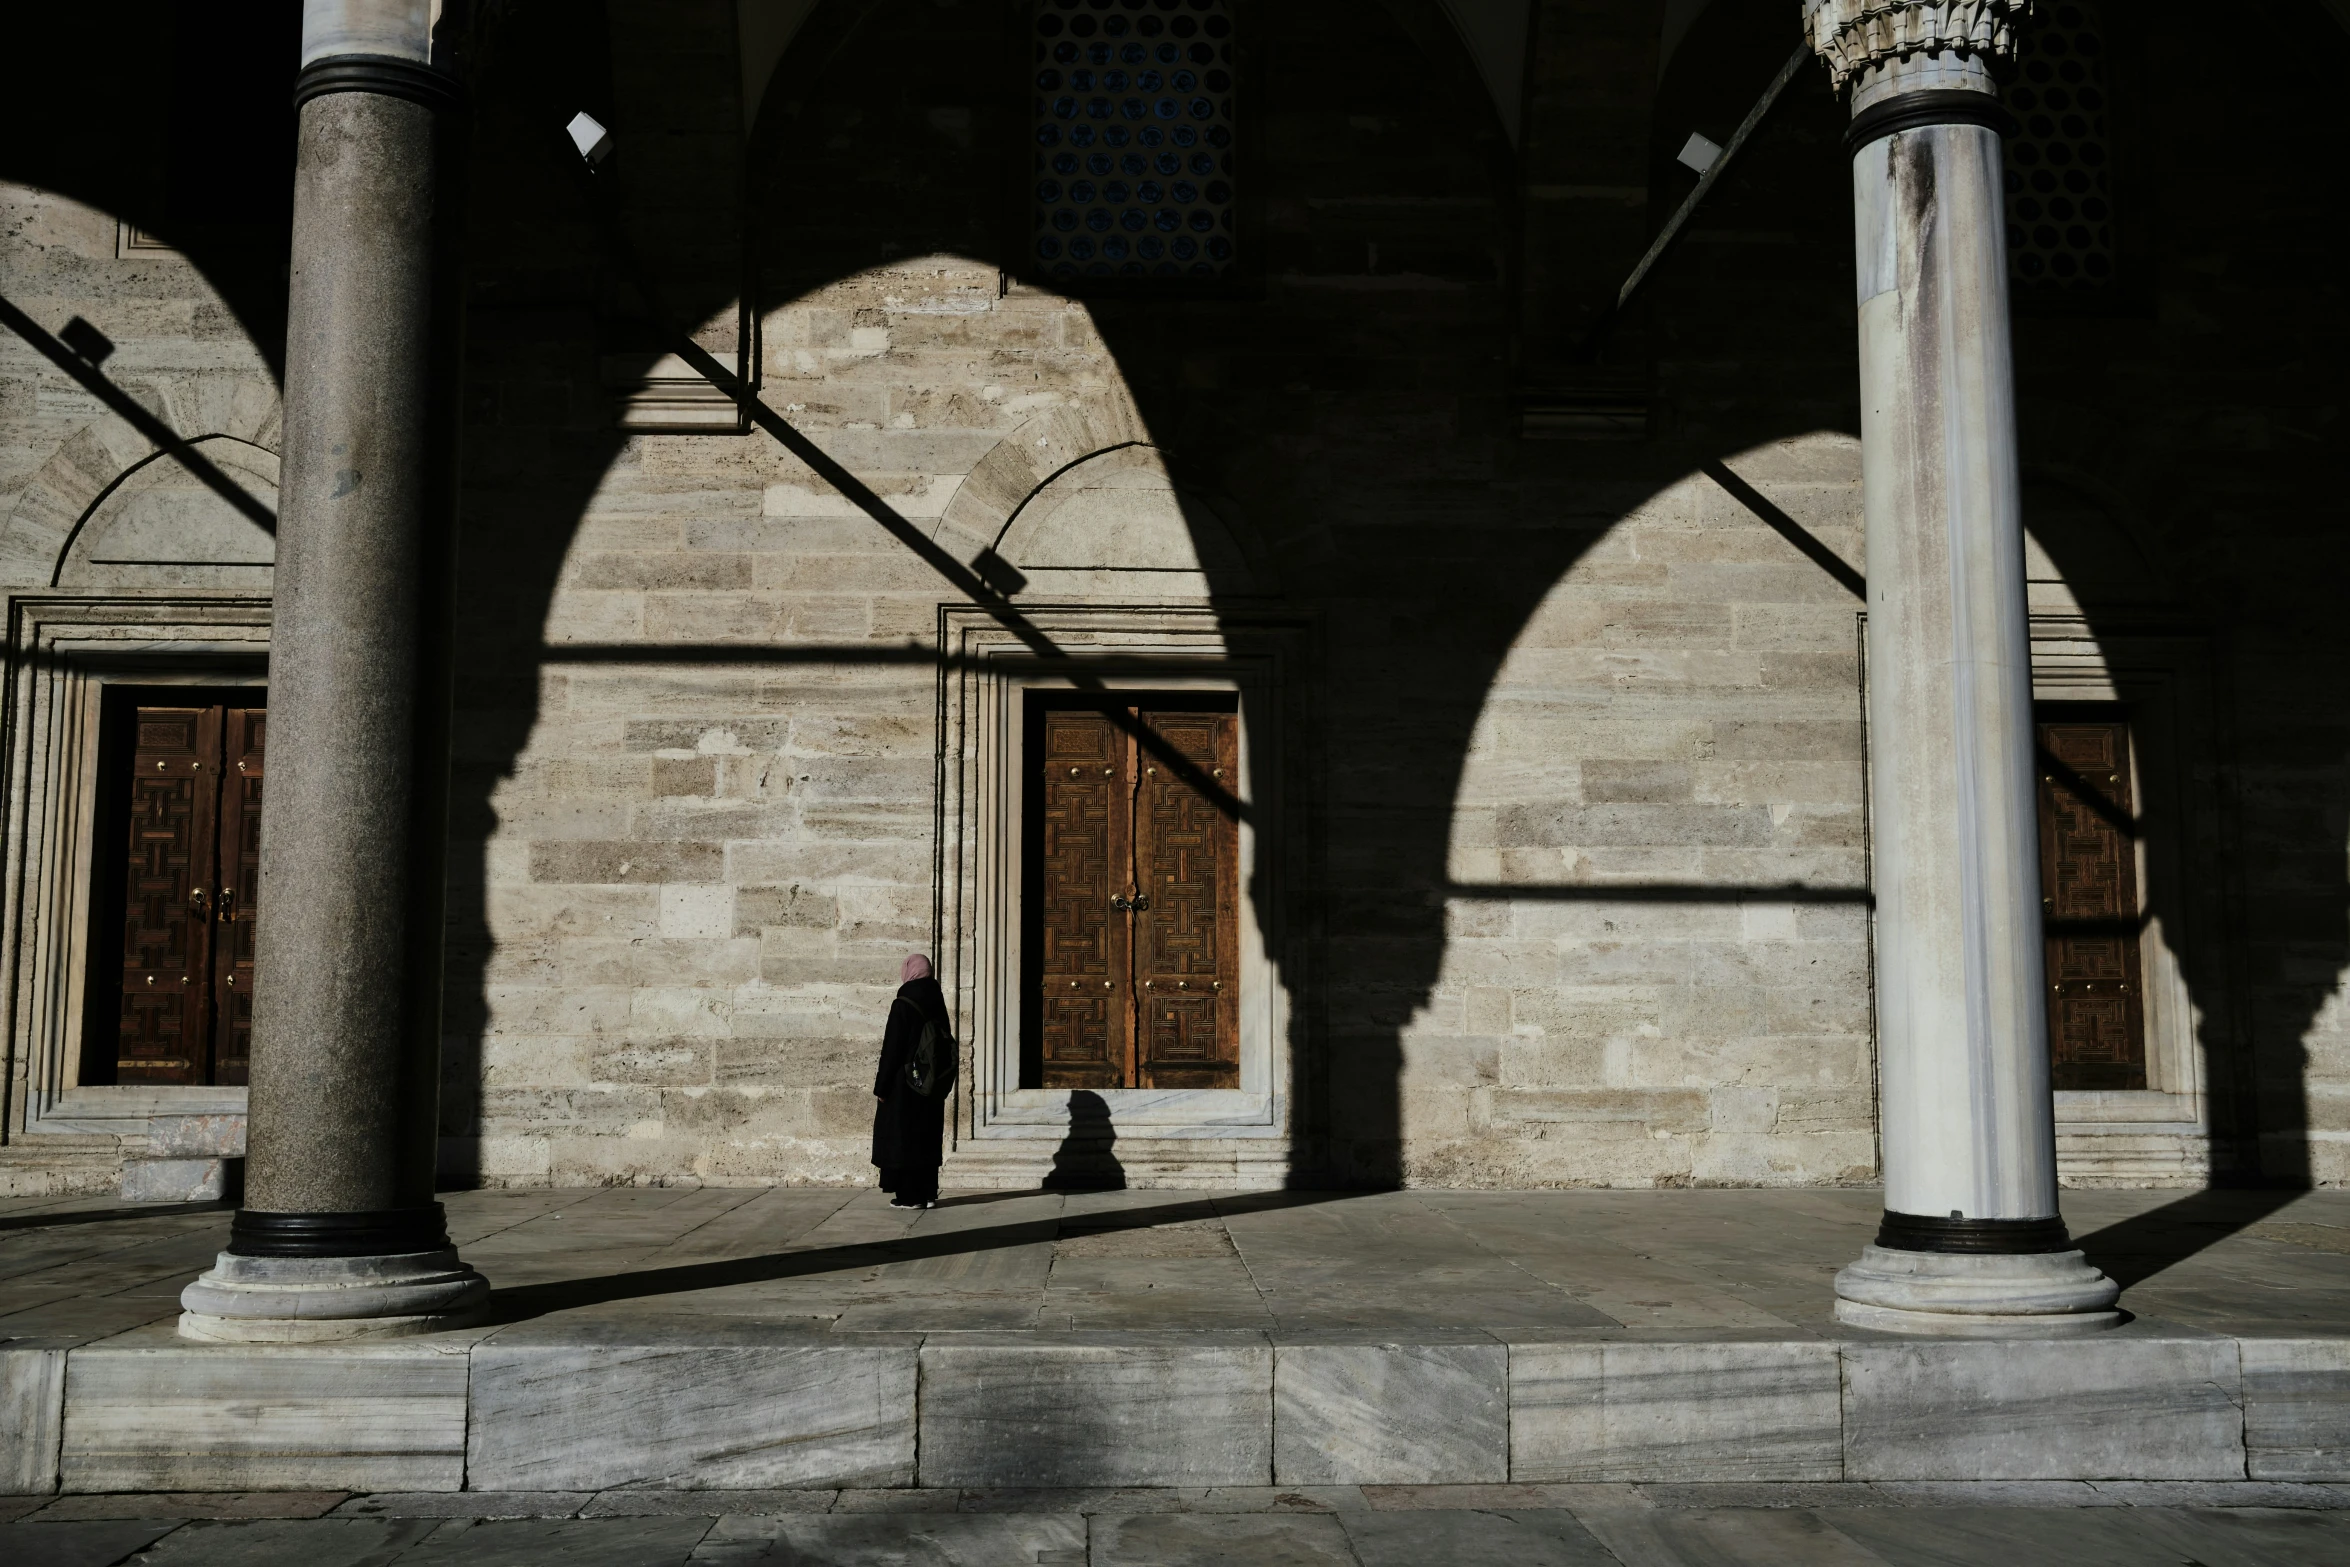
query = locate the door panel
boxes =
[114,705,221,1086]
[210,706,265,1086]
[1037,710,1128,1088]
[2037,717,2147,1091]
[1029,701,1241,1093]
[1132,710,1240,1089]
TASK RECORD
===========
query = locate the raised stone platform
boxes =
[2,1187,2346,1495]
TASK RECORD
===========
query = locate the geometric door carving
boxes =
[2036,713,2146,1091]
[1027,700,1239,1090]
[99,696,265,1087]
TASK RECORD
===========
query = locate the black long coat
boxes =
[871,976,952,1171]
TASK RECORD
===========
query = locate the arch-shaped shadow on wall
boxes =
[438,0,1904,1192]
[1644,0,2342,1235]
[1,2,300,383]
[435,0,1611,1191]
[6,0,2319,1211]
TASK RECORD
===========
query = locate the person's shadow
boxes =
[1043,1091,1126,1192]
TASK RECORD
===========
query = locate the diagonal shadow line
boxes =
[573,154,1248,825]
[2038,745,2142,841]
[474,1189,1355,1326]
[0,292,279,536]
[2071,1186,2315,1290]
[1445,881,1874,905]
[1702,458,1866,601]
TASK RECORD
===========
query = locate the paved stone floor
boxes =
[7,1184,2350,1557]
[3,1183,2348,1342]
[3,1482,2349,1564]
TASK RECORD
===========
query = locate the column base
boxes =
[1833,1244,2122,1337]
[178,1248,490,1342]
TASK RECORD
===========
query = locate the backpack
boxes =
[894,997,956,1099]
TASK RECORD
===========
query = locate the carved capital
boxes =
[1803,0,2031,90]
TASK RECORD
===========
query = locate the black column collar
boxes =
[1875,1209,2074,1254]
[1845,88,2016,154]
[229,1203,456,1258]
[294,53,463,114]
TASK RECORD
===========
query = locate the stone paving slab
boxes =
[1,1188,2347,1494]
[5,1186,2348,1343]
[3,1500,2349,1565]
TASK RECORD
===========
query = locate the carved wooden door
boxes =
[1131,709,1240,1089]
[2037,716,2146,1090]
[209,706,266,1086]
[1032,704,1240,1091]
[1036,709,1130,1088]
[106,698,264,1087]
[114,705,222,1085]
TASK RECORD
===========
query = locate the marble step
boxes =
[5,1326,2343,1496]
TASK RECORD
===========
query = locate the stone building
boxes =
[0,0,2345,1337]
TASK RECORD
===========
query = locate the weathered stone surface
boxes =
[1273,1340,1507,1485]
[2243,1339,2350,1482]
[0,1342,65,1495]
[918,1335,1272,1487]
[1842,1337,2245,1481]
[702,1513,1086,1564]
[4,0,2346,1206]
[1512,1342,1842,1482]
[1340,1508,1626,1566]
[467,1329,916,1490]
[1092,1513,1357,1565]
[60,1338,469,1492]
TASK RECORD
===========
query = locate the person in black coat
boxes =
[873,953,952,1208]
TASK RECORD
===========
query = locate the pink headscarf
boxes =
[901,953,933,984]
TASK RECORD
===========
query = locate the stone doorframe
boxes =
[936,603,1318,1188]
[2027,613,2240,1186]
[0,593,269,1149]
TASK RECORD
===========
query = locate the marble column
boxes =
[1804,0,2119,1335]
[180,1,486,1341]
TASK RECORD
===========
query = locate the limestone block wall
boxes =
[4,0,2349,1193]
[442,0,1888,1189]
[0,179,281,1191]
[458,257,1081,1186]
[0,186,281,594]
[1424,440,1873,1188]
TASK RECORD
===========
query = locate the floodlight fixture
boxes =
[1677,131,1724,175]
[568,111,614,166]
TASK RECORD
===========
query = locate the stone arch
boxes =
[0,374,280,589]
[53,435,279,588]
[931,402,1268,599]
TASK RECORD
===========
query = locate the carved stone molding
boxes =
[1803,0,2031,90]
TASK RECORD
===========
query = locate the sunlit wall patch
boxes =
[1031,0,1237,283]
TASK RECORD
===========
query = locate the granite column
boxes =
[1804,0,2120,1334]
[180,1,485,1340]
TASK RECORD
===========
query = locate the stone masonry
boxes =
[2,0,2347,1194]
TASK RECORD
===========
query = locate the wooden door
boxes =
[104,696,264,1087]
[1131,709,1241,1089]
[2037,715,2146,1091]
[1037,709,1130,1089]
[1032,703,1241,1091]
[209,706,265,1086]
[114,705,221,1085]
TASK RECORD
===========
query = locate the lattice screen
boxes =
[1030,0,1237,282]
[2003,2,2115,291]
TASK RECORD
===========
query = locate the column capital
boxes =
[302,0,437,68]
[1802,0,2031,91]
